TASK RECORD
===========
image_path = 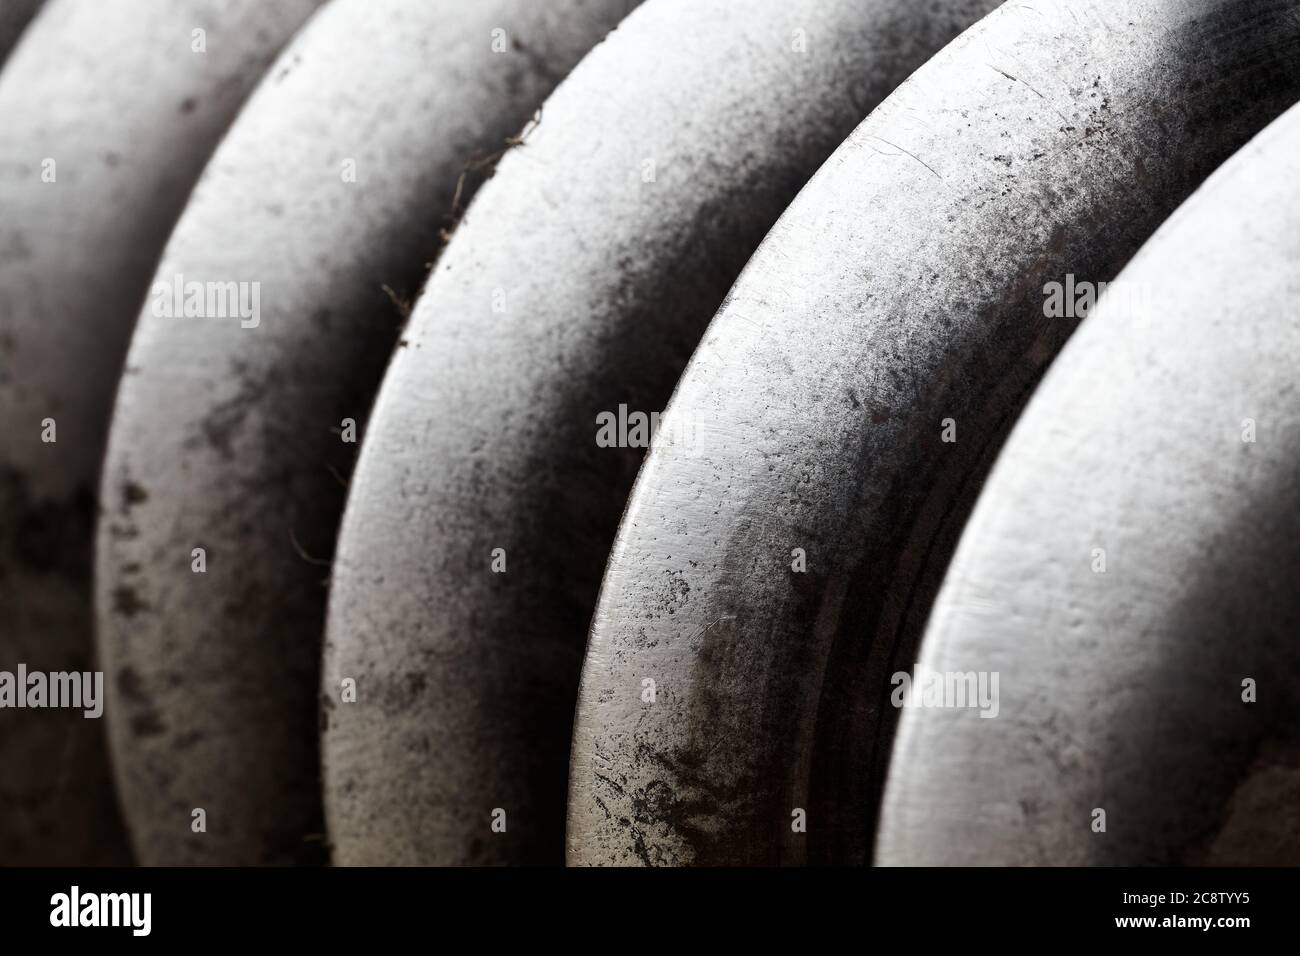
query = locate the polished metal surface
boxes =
[324,0,1000,866]
[0,0,321,865]
[877,99,1300,867]
[567,0,1300,865]
[96,0,638,865]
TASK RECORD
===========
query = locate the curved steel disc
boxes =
[323,0,1000,865]
[568,0,1300,865]
[96,0,637,865]
[0,0,320,866]
[877,100,1300,866]
[0,0,41,65]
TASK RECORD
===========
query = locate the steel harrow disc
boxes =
[3,0,1300,868]
[0,0,323,866]
[567,0,1300,865]
[323,0,1000,866]
[95,0,640,866]
[877,99,1300,867]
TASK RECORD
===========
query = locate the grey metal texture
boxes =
[323,0,1000,866]
[0,0,321,866]
[96,0,638,866]
[0,0,40,66]
[567,0,1300,865]
[876,100,1300,867]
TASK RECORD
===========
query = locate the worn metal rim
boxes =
[568,0,1300,865]
[323,0,1001,865]
[877,99,1300,866]
[95,0,638,865]
[0,0,322,865]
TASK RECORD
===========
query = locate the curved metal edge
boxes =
[94,0,639,865]
[877,99,1300,866]
[0,0,42,67]
[0,0,323,866]
[324,0,1000,865]
[568,0,1300,865]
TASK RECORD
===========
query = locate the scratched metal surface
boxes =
[877,100,1300,866]
[0,0,322,866]
[95,0,639,865]
[568,0,1300,865]
[323,0,1000,865]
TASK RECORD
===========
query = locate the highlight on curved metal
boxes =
[95,0,639,866]
[567,0,1300,865]
[0,0,41,65]
[0,0,322,866]
[322,0,1002,866]
[876,100,1300,867]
